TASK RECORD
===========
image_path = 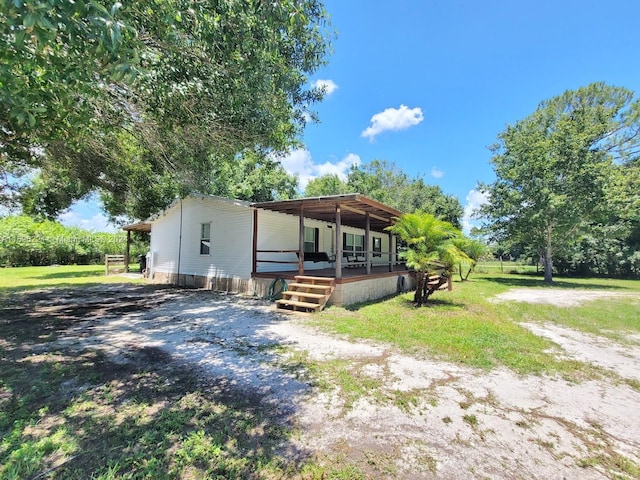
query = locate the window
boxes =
[343,232,364,256]
[304,227,319,253]
[396,238,407,257]
[200,223,211,255]
[373,236,382,257]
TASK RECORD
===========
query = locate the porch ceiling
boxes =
[252,194,403,233]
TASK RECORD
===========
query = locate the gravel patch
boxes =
[491,288,635,307]
[43,285,640,479]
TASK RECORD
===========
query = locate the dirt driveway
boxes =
[11,284,640,479]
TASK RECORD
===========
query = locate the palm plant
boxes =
[453,237,488,281]
[387,211,471,306]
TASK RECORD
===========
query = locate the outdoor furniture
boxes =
[345,254,367,268]
[298,251,335,263]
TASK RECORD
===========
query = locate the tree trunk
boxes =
[464,266,472,281]
[414,272,426,305]
[543,225,554,283]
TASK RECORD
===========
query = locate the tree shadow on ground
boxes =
[342,291,465,311]
[482,276,630,290]
[32,269,105,280]
[0,287,311,479]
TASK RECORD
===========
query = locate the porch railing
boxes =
[254,249,404,274]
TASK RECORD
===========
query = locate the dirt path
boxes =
[34,285,640,478]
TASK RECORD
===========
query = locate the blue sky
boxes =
[62,0,640,232]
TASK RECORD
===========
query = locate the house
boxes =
[124,193,415,307]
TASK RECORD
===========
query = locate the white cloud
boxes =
[430,167,444,179]
[279,149,360,190]
[462,189,489,234]
[361,104,424,141]
[312,79,338,95]
[59,210,118,233]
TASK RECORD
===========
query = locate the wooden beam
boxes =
[125,230,131,273]
[335,205,342,278]
[340,203,390,223]
[298,205,305,275]
[252,209,258,275]
[365,212,371,275]
[388,230,393,272]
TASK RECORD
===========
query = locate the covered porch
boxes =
[251,194,407,279]
[122,221,151,273]
[251,194,414,306]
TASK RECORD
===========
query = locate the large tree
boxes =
[479,82,640,283]
[1,0,332,218]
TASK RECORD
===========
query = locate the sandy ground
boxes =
[47,284,640,479]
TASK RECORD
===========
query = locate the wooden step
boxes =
[293,276,335,286]
[287,282,333,291]
[282,291,326,300]
[275,276,335,314]
[275,299,323,311]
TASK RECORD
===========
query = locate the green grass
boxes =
[0,264,142,292]
[0,347,295,479]
[474,260,539,275]
[314,273,640,375]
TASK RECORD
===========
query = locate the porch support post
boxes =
[298,206,305,275]
[388,230,393,272]
[125,230,131,273]
[335,205,342,279]
[252,209,258,275]
[364,213,371,275]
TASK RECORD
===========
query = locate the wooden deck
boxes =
[253,263,411,284]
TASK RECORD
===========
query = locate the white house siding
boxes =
[339,225,395,266]
[147,195,402,300]
[255,209,334,272]
[149,196,253,283]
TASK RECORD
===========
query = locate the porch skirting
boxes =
[329,273,415,307]
[149,271,274,297]
[149,271,415,307]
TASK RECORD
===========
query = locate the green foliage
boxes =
[550,158,640,278]
[348,160,463,226]
[303,160,464,225]
[97,148,298,222]
[2,0,332,219]
[480,82,640,282]
[304,173,352,197]
[386,211,470,305]
[0,215,144,266]
[454,237,488,280]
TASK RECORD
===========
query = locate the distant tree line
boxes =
[0,216,147,267]
[304,160,464,228]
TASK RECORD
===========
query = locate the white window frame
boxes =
[200,222,211,255]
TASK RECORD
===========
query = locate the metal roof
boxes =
[252,194,403,233]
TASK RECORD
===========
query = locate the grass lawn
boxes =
[0,264,143,292]
[313,273,640,376]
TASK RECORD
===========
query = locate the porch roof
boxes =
[252,194,403,233]
[122,221,152,233]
